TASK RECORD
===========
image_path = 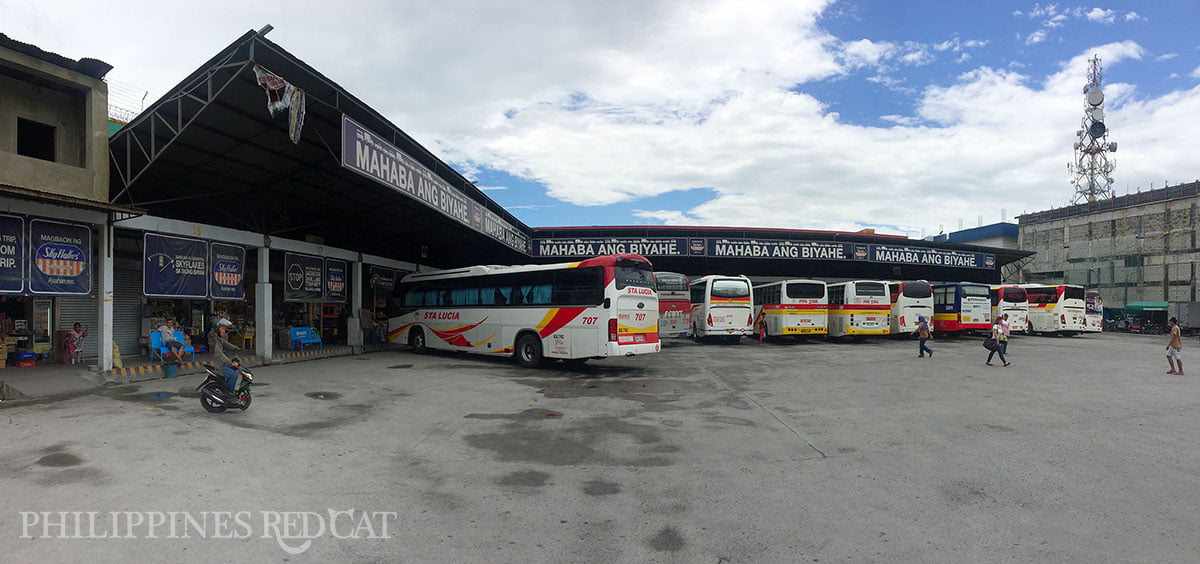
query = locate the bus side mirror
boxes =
[603,298,611,309]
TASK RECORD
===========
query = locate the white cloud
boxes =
[632,209,701,224]
[1155,53,1178,62]
[1045,14,1068,28]
[1026,30,1049,45]
[2,2,1193,239]
[1086,8,1116,24]
[956,52,972,64]
[1191,65,1200,79]
[476,185,508,192]
[1124,11,1145,22]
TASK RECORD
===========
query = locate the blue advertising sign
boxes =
[706,239,854,260]
[868,244,994,270]
[341,116,531,254]
[0,214,24,293]
[143,233,208,298]
[324,259,348,302]
[284,253,324,302]
[29,219,90,295]
[534,238,689,258]
[210,243,246,301]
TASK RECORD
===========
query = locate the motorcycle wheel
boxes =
[200,385,227,413]
[238,390,252,410]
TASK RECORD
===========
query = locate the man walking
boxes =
[1166,317,1183,375]
[913,314,933,358]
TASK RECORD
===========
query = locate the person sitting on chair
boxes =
[157,318,186,363]
[66,322,89,364]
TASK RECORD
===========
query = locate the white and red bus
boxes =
[932,282,992,333]
[888,280,934,334]
[1022,284,1086,334]
[1084,290,1103,333]
[654,271,692,339]
[989,285,1029,334]
[752,279,828,338]
[689,274,754,342]
[828,280,891,337]
[387,254,660,367]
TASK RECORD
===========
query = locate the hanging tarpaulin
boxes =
[325,259,348,303]
[253,64,306,144]
[284,252,324,302]
[143,233,208,299]
[29,219,91,295]
[210,242,246,301]
[0,214,25,294]
[369,266,395,292]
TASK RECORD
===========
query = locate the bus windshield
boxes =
[902,281,932,298]
[712,279,750,298]
[1063,286,1085,301]
[1001,288,1026,302]
[654,273,687,291]
[962,285,989,299]
[786,282,825,299]
[615,265,655,290]
[857,282,886,296]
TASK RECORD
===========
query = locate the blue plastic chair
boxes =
[151,331,195,361]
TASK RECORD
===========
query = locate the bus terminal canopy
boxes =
[108,29,530,268]
[1125,301,1169,313]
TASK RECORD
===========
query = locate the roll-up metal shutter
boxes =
[57,295,100,361]
[113,266,142,359]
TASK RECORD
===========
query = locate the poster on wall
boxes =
[369,266,395,292]
[284,252,324,302]
[143,233,208,298]
[210,243,246,300]
[0,214,24,293]
[29,218,91,295]
[324,259,348,302]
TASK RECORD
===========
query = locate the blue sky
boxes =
[5,0,1200,237]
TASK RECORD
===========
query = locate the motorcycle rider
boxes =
[222,357,249,396]
[208,318,241,395]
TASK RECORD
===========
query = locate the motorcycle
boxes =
[196,362,253,413]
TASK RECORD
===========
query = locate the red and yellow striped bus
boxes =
[752,279,828,338]
[388,254,659,367]
[828,280,891,337]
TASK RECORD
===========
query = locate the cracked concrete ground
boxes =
[1,331,1197,562]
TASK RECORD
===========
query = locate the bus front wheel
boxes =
[409,328,428,353]
[515,334,543,368]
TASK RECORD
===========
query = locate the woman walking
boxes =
[913,315,933,358]
[986,314,1010,367]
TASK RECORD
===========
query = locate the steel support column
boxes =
[255,246,273,364]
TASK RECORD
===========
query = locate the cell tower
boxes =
[1068,54,1117,204]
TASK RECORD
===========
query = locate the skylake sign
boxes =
[533,237,995,270]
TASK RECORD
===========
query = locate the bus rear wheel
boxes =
[409,328,428,353]
[515,334,543,368]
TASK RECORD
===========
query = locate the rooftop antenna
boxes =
[1068,54,1117,204]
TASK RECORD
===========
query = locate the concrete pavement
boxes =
[1,331,1197,562]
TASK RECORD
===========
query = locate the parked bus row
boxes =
[379,253,1098,368]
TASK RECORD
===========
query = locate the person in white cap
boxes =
[208,318,239,367]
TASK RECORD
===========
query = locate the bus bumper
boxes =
[606,342,661,356]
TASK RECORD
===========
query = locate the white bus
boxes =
[388,254,660,367]
[989,285,1029,334]
[888,280,934,334]
[689,274,754,342]
[752,279,828,338]
[1084,290,1103,333]
[1022,284,1086,334]
[827,280,891,337]
[654,271,692,339]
